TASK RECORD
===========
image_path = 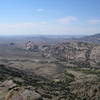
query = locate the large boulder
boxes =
[5,86,43,100]
[1,80,16,89]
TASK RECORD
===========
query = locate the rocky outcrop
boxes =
[25,41,39,52]
[90,46,100,67]
[5,86,43,100]
[24,41,100,68]
[1,80,16,89]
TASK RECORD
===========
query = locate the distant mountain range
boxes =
[28,33,100,44]
[78,33,100,43]
[0,33,100,44]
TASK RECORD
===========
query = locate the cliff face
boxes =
[90,46,100,67]
[24,41,100,68]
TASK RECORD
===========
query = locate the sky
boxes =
[0,0,100,35]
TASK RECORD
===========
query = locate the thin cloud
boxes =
[0,22,100,35]
[57,16,78,24]
[88,19,100,24]
[36,8,44,12]
[0,23,36,35]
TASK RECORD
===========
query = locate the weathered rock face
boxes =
[5,86,43,100]
[24,41,100,68]
[1,80,16,89]
[25,41,33,50]
[90,46,100,67]
[25,41,39,52]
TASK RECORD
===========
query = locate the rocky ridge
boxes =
[24,41,100,68]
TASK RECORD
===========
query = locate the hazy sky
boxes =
[0,0,100,35]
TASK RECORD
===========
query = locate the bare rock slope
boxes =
[24,41,100,68]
